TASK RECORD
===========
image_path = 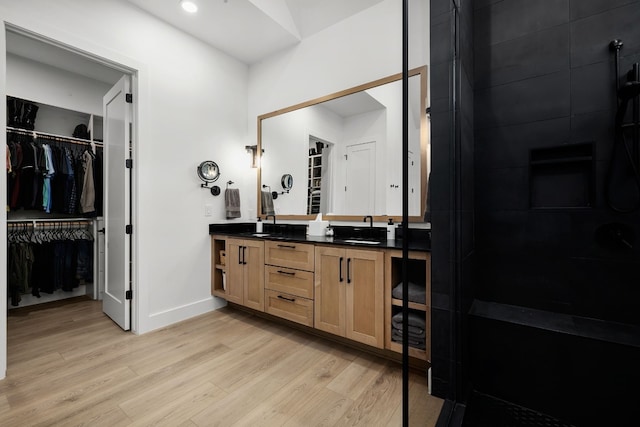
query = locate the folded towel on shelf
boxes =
[391,326,426,340]
[392,281,426,304]
[225,188,241,219]
[391,331,426,350]
[392,311,426,331]
[261,191,275,216]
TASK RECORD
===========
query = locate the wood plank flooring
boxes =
[1,298,443,426]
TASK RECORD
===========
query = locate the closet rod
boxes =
[6,126,104,147]
[8,220,92,227]
[7,217,94,224]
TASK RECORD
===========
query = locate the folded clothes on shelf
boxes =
[392,281,426,304]
[391,311,426,332]
[391,331,426,350]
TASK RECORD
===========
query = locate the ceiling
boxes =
[124,0,386,64]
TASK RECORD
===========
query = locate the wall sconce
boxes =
[245,145,263,168]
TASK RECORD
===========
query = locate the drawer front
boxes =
[265,265,314,299]
[265,290,314,327]
[265,241,314,272]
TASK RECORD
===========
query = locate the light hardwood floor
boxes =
[1,298,443,426]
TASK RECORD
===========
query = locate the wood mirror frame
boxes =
[257,65,428,222]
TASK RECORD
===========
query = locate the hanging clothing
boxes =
[80,150,96,215]
[8,223,94,306]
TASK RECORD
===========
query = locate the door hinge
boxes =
[126,159,133,169]
[126,93,133,103]
[126,290,133,300]
[126,224,133,234]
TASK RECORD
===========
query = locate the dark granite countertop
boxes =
[208,223,430,251]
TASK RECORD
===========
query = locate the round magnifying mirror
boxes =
[197,161,220,183]
[281,174,294,190]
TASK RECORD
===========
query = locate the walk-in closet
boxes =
[5,28,134,346]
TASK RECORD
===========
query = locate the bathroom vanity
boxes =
[209,223,431,362]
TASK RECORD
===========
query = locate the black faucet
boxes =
[266,214,277,225]
[363,215,373,227]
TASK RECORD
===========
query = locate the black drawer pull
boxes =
[277,244,296,249]
[277,270,296,276]
[339,257,344,282]
[277,295,296,302]
[347,258,352,284]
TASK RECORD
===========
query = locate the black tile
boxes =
[474,0,503,10]
[460,211,475,259]
[474,71,571,130]
[474,0,570,48]
[570,109,614,161]
[571,61,615,115]
[475,167,529,211]
[570,3,640,68]
[474,25,570,90]
[475,117,571,169]
[431,19,452,67]
[431,377,450,400]
[432,308,452,361]
[432,291,451,310]
[430,0,451,21]
[570,0,640,20]
[430,63,451,102]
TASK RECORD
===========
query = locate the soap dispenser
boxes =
[256,218,263,233]
[387,218,396,240]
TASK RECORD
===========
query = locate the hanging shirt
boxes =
[80,150,96,215]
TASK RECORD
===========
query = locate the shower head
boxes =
[618,81,640,100]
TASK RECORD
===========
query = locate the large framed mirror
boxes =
[257,66,428,222]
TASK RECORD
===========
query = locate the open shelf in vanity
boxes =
[385,250,431,361]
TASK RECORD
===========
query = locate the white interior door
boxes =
[345,141,376,215]
[103,75,131,330]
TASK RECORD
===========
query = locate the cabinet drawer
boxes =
[265,265,314,299]
[265,290,314,327]
[265,241,314,271]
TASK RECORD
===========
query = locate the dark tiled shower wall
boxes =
[429,0,475,403]
[474,0,640,327]
[469,0,640,425]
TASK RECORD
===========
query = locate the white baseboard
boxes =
[141,296,227,334]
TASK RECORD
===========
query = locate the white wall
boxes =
[6,53,112,116]
[0,0,251,377]
[248,0,429,221]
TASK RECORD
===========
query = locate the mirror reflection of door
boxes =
[345,141,376,215]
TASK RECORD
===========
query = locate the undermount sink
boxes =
[251,233,271,237]
[342,239,381,245]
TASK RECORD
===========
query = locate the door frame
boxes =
[0,14,143,379]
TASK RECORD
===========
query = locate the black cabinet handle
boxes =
[339,257,344,282]
[277,244,296,249]
[347,258,352,284]
[277,295,296,302]
[277,270,295,276]
[242,246,247,265]
[238,246,243,265]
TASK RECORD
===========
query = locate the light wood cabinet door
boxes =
[314,246,346,336]
[345,249,384,348]
[226,238,245,305]
[243,240,265,311]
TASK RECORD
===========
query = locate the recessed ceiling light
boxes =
[180,0,198,13]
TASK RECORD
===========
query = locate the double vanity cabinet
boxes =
[210,229,431,362]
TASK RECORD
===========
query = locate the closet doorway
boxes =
[4,26,137,346]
